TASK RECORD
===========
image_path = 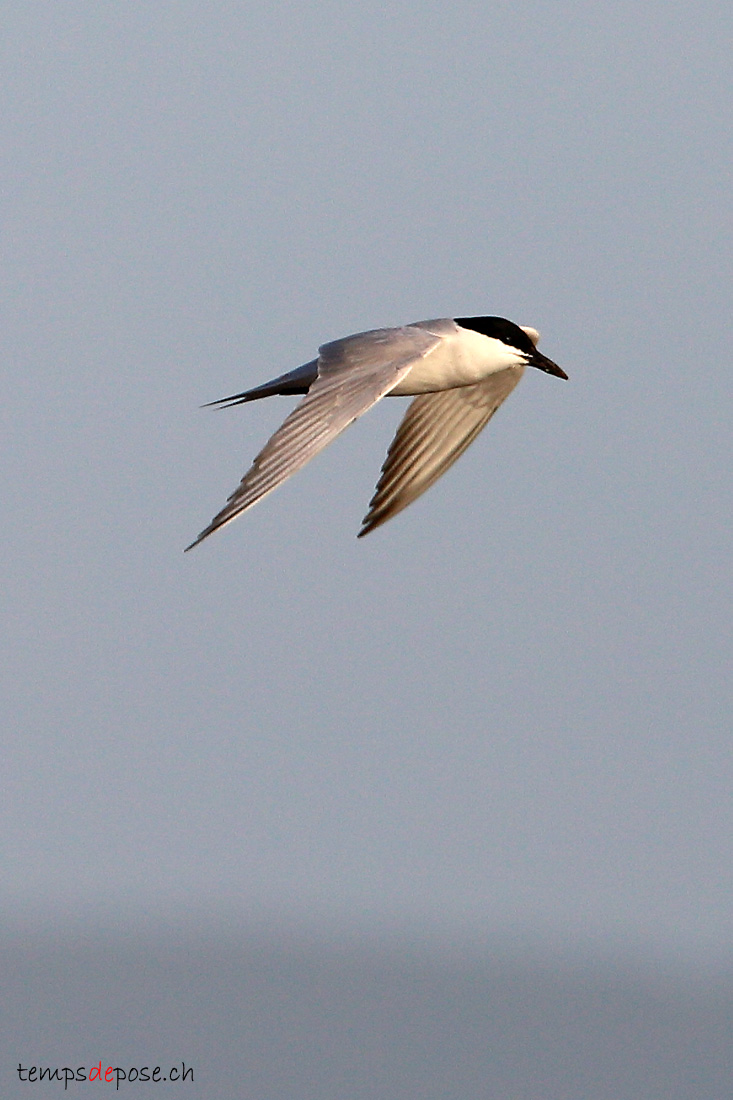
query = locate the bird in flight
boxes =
[186,316,567,549]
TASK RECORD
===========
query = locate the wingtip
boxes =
[184,529,209,552]
[357,513,380,538]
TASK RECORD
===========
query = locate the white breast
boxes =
[390,322,526,395]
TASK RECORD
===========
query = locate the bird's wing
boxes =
[359,365,525,536]
[186,327,442,549]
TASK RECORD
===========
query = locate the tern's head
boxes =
[455,316,568,379]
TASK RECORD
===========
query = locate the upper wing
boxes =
[358,365,525,536]
[186,326,442,549]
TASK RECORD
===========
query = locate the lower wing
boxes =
[359,365,525,536]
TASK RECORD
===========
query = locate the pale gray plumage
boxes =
[186,316,567,549]
[360,366,525,536]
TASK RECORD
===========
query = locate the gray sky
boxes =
[4,0,732,963]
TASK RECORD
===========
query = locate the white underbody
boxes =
[388,319,531,395]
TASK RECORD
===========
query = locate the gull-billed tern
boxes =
[186,316,567,549]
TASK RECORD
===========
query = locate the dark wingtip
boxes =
[357,512,383,538]
[184,527,212,551]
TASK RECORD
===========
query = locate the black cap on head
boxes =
[455,316,568,379]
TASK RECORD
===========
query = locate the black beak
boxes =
[529,350,568,379]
